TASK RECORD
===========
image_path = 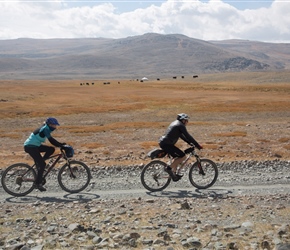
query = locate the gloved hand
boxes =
[197,144,203,150]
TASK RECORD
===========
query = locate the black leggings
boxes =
[24,145,55,184]
[159,143,185,158]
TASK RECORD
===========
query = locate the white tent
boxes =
[141,77,148,81]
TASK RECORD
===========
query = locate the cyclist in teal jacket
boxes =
[24,117,65,191]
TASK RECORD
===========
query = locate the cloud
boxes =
[0,0,289,42]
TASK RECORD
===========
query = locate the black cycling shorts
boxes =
[159,143,185,158]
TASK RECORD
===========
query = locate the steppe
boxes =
[1,71,290,167]
[1,71,290,250]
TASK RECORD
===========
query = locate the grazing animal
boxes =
[193,75,198,78]
[173,76,177,79]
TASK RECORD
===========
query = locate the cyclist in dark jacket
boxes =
[24,117,65,191]
[159,113,202,181]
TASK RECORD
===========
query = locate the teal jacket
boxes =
[24,123,62,147]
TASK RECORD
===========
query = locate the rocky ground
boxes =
[1,159,290,250]
[1,192,290,250]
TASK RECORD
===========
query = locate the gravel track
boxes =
[1,159,290,199]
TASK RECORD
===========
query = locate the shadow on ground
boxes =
[146,188,232,199]
[5,192,99,204]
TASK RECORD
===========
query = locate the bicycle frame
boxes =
[43,153,63,177]
[25,148,73,181]
[166,148,202,174]
[18,151,62,182]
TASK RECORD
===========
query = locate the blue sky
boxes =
[0,0,289,42]
[66,0,273,12]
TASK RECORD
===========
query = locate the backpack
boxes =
[147,148,167,159]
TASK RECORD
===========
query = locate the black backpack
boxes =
[147,148,167,159]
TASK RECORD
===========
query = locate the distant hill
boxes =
[211,39,290,71]
[0,33,289,80]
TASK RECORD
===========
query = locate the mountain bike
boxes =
[1,146,92,197]
[141,147,218,192]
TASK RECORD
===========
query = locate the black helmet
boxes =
[177,113,189,121]
[46,117,60,126]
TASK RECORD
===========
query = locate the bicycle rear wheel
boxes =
[141,160,171,192]
[1,163,36,197]
[58,160,91,193]
[188,159,218,189]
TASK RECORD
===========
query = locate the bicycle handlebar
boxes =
[60,144,74,159]
[184,146,195,154]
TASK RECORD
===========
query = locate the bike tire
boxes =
[188,159,218,189]
[1,163,37,197]
[58,160,91,193]
[141,160,171,192]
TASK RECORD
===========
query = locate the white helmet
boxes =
[177,113,189,121]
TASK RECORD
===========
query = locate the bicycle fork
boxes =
[196,156,205,176]
[66,161,77,178]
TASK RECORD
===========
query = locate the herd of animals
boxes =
[79,75,199,85]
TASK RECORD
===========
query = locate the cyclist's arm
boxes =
[43,125,65,147]
[180,134,191,144]
[48,136,65,147]
[180,127,202,149]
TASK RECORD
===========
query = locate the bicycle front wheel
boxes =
[141,160,171,192]
[58,160,91,193]
[1,163,36,197]
[189,159,218,189]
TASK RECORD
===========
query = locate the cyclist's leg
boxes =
[159,144,186,173]
[171,155,186,172]
[24,146,46,185]
[39,145,55,161]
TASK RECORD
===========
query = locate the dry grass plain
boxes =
[1,71,290,168]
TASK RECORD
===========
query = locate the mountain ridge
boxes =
[0,33,289,79]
